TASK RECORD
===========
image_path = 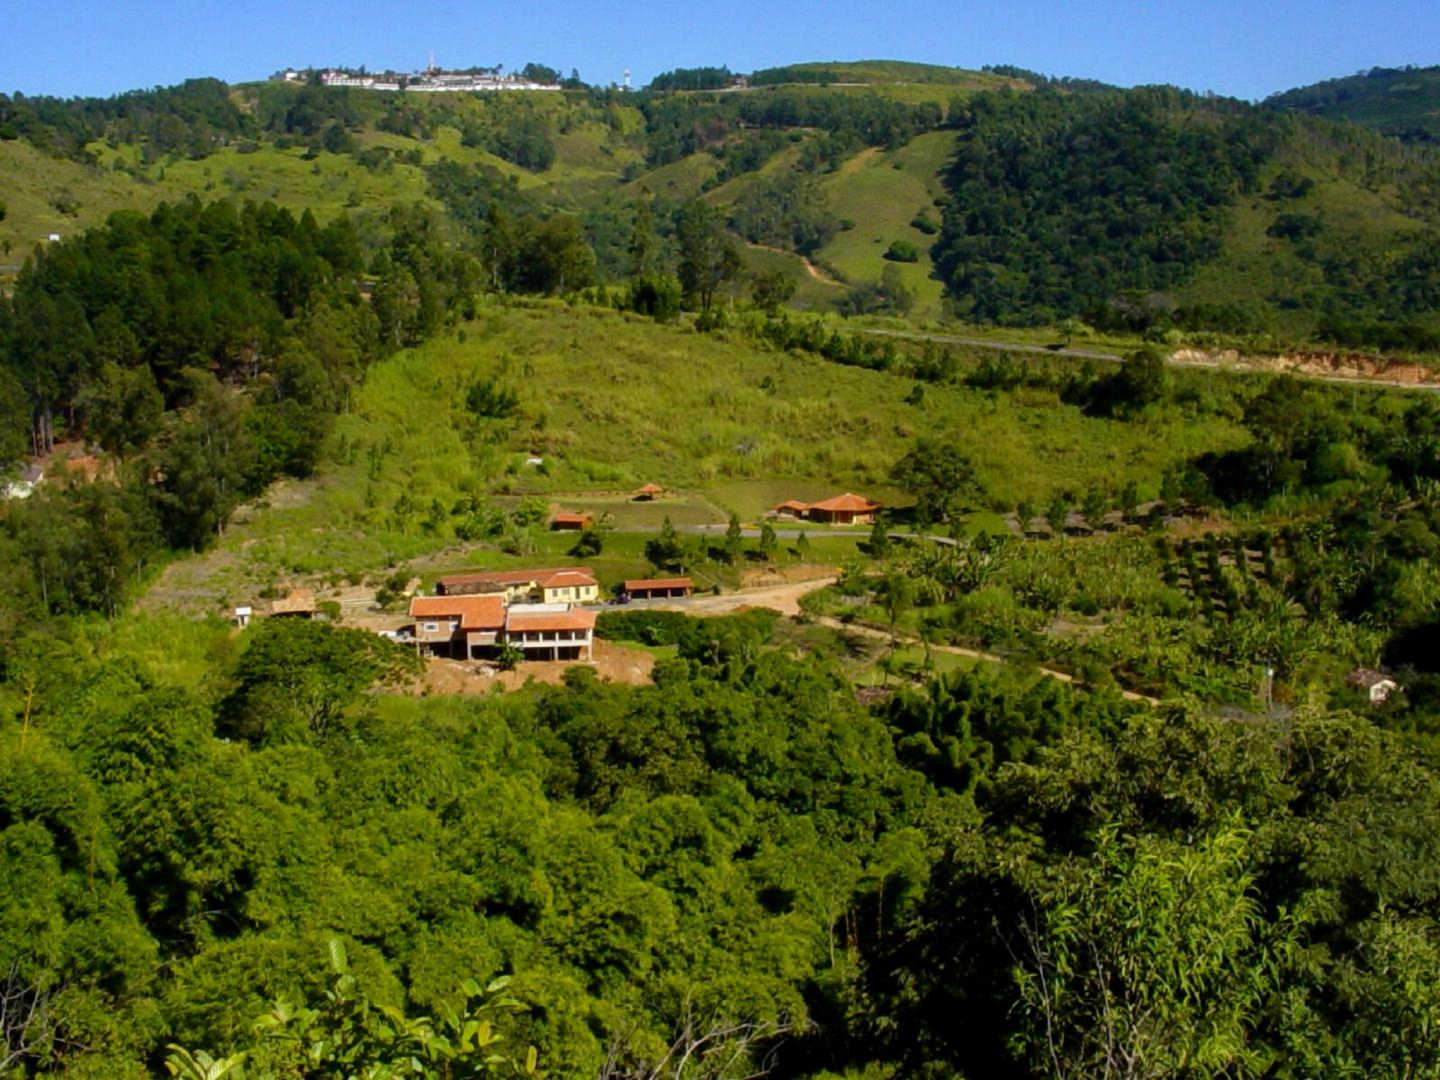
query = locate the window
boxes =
[423,622,438,632]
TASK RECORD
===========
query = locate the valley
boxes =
[4,56,1440,1079]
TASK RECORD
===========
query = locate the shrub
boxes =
[910,212,939,235]
[885,240,921,263]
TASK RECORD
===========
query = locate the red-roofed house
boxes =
[539,569,600,604]
[806,493,882,525]
[505,604,596,661]
[634,483,664,501]
[624,577,693,599]
[770,493,883,525]
[410,594,507,656]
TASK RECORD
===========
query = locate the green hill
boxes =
[1266,65,1440,142]
[6,65,1440,354]
[929,85,1440,347]
[749,59,1025,89]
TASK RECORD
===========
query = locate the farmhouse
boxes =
[504,604,596,661]
[411,594,507,655]
[407,594,594,661]
[770,493,883,525]
[634,483,664,501]
[625,577,693,600]
[436,567,599,604]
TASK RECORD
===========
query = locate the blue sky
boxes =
[5,0,1437,101]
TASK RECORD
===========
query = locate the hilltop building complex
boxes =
[276,65,560,93]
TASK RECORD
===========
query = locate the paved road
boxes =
[680,524,958,545]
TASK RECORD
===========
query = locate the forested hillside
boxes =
[1267,64,1440,142]
[932,85,1440,344]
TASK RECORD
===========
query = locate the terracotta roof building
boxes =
[505,604,596,662]
[770,493,883,525]
[549,512,593,531]
[807,493,882,524]
[407,594,594,661]
[410,594,507,653]
[634,483,664,500]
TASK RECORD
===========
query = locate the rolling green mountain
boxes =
[1266,64,1440,142]
[4,64,1440,351]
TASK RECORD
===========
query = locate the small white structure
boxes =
[47,233,60,244]
[234,605,253,629]
[3,463,44,500]
[1347,668,1400,705]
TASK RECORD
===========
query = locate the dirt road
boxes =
[856,326,1440,393]
[643,576,838,618]
[815,615,1160,706]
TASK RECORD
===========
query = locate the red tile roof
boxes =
[625,577,693,591]
[809,492,881,513]
[550,512,593,526]
[637,483,664,495]
[506,608,597,633]
[544,570,597,588]
[439,567,591,590]
[773,500,810,512]
[410,594,506,630]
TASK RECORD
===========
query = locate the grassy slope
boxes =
[165,299,1246,600]
[815,131,956,317]
[0,137,442,259]
[0,139,157,258]
[734,244,845,311]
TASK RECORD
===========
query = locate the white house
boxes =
[1347,668,1400,704]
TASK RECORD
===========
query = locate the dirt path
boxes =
[619,574,1158,703]
[745,242,845,287]
[816,615,1160,706]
